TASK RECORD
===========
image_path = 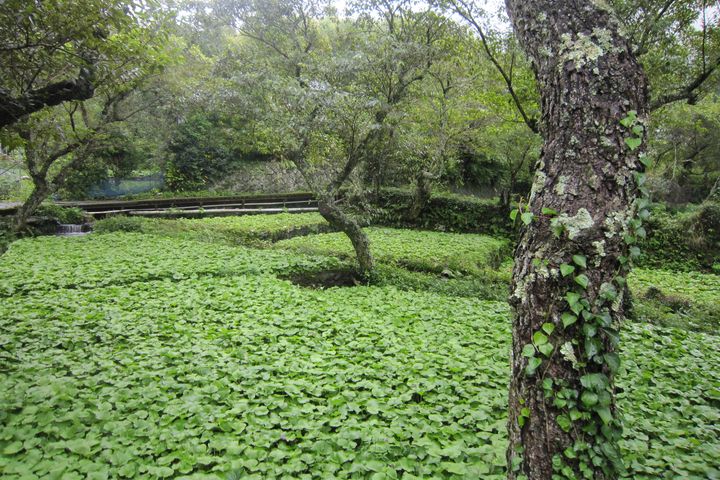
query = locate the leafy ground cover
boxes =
[0,234,718,479]
[629,268,720,332]
[93,213,331,246]
[275,228,510,276]
[0,232,339,296]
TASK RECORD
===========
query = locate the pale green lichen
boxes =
[560,341,578,367]
[604,209,632,238]
[614,171,626,186]
[601,136,615,148]
[535,261,550,279]
[529,171,547,203]
[555,208,595,240]
[592,240,606,266]
[512,273,536,303]
[592,0,613,11]
[559,28,620,70]
[554,175,569,195]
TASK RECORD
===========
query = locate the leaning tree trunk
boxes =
[317,195,375,277]
[13,178,50,232]
[504,1,648,479]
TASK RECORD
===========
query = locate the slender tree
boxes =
[504,1,648,479]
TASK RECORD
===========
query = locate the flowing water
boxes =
[56,224,90,236]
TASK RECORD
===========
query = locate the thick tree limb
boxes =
[649,54,720,111]
[0,69,95,128]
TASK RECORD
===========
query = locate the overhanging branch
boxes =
[0,69,95,129]
[649,54,720,111]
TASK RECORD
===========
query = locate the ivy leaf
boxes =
[639,154,652,168]
[631,124,644,136]
[572,255,587,269]
[522,343,536,358]
[596,406,613,424]
[625,137,642,151]
[542,323,556,335]
[538,343,554,357]
[620,111,637,127]
[557,414,572,432]
[566,292,581,306]
[574,274,590,289]
[580,373,610,391]
[521,212,534,225]
[541,207,558,216]
[603,352,620,374]
[510,209,519,221]
[584,337,601,358]
[560,263,575,277]
[533,331,548,346]
[526,357,542,376]
[561,312,577,328]
[581,391,599,407]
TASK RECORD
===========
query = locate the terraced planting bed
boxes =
[0,232,718,479]
[275,228,509,276]
[93,213,331,246]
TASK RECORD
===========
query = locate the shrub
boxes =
[164,114,235,192]
[92,215,149,233]
[34,204,86,224]
[639,202,720,271]
[359,188,512,238]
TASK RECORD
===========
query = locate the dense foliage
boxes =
[360,188,511,237]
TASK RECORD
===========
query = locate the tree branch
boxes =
[446,0,538,133]
[634,0,677,56]
[0,69,95,129]
[649,54,720,111]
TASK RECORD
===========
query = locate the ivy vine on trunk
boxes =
[504,1,648,479]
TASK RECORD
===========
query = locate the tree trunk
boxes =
[408,171,432,221]
[14,180,50,232]
[504,2,648,479]
[317,195,375,277]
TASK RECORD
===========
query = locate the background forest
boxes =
[1,0,718,208]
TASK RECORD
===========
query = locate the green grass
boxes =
[93,213,331,247]
[275,228,510,276]
[0,233,718,479]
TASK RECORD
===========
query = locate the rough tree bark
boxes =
[317,194,375,276]
[408,170,432,221]
[290,150,376,277]
[13,177,49,231]
[0,69,95,129]
[504,1,647,479]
